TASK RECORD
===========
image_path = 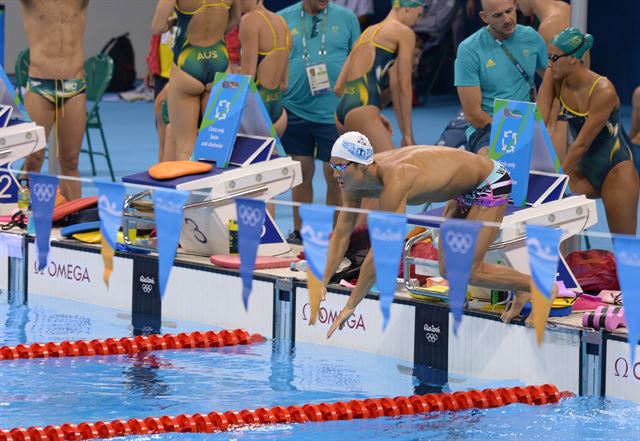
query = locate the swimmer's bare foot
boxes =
[501,291,531,324]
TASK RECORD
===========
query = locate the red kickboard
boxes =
[53,196,99,222]
[210,254,298,269]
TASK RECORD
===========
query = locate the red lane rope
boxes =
[0,329,265,361]
[0,384,568,440]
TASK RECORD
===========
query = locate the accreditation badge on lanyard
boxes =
[301,6,331,96]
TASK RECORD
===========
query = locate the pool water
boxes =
[1,296,639,440]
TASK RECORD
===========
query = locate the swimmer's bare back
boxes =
[372,146,495,204]
[177,0,235,46]
[20,0,88,79]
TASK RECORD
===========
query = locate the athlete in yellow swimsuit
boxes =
[239,0,290,136]
[539,27,640,235]
[152,0,240,160]
[334,0,423,152]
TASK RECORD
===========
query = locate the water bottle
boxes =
[290,260,308,272]
[17,180,34,234]
[228,219,239,254]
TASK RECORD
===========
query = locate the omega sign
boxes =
[424,323,441,344]
[301,303,366,331]
[613,356,640,381]
[33,260,91,283]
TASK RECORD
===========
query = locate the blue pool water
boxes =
[1,296,639,440]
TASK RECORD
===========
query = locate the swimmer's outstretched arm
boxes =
[322,194,362,290]
[327,184,408,338]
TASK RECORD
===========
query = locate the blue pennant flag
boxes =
[152,188,189,298]
[612,236,640,365]
[236,198,266,310]
[30,173,59,271]
[526,224,562,345]
[441,219,481,334]
[95,181,125,249]
[299,204,335,280]
[368,212,406,329]
[526,225,562,301]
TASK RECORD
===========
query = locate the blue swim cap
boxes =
[550,27,593,60]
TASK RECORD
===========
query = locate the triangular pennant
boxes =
[612,236,640,365]
[441,219,481,334]
[299,204,335,324]
[236,197,266,310]
[525,224,562,345]
[368,211,406,329]
[95,181,125,286]
[29,173,59,271]
[152,188,190,298]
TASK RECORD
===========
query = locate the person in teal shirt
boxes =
[455,0,547,154]
[278,0,360,243]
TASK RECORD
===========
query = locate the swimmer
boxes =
[538,27,640,235]
[320,132,553,337]
[19,0,89,201]
[152,0,241,161]
[334,0,424,152]
[239,0,290,137]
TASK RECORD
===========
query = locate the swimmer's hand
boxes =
[380,115,393,136]
[326,304,355,339]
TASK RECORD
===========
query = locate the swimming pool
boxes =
[1,295,639,440]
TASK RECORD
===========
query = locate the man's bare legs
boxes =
[57,94,86,200]
[23,93,55,175]
[23,91,85,200]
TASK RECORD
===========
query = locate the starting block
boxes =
[403,99,597,300]
[122,74,301,257]
[0,64,46,215]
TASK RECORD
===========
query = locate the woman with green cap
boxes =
[333,0,424,152]
[538,27,640,235]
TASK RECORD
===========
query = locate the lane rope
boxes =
[0,384,573,440]
[0,329,265,361]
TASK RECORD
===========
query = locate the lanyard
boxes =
[300,5,328,63]
[493,36,531,84]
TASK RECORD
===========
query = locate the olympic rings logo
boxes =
[425,332,439,343]
[238,205,263,227]
[142,283,153,294]
[32,183,55,202]
[444,231,473,254]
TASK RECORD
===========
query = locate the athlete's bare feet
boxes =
[501,291,531,324]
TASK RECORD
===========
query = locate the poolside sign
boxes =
[0,63,29,122]
[489,99,561,207]
[193,73,284,167]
